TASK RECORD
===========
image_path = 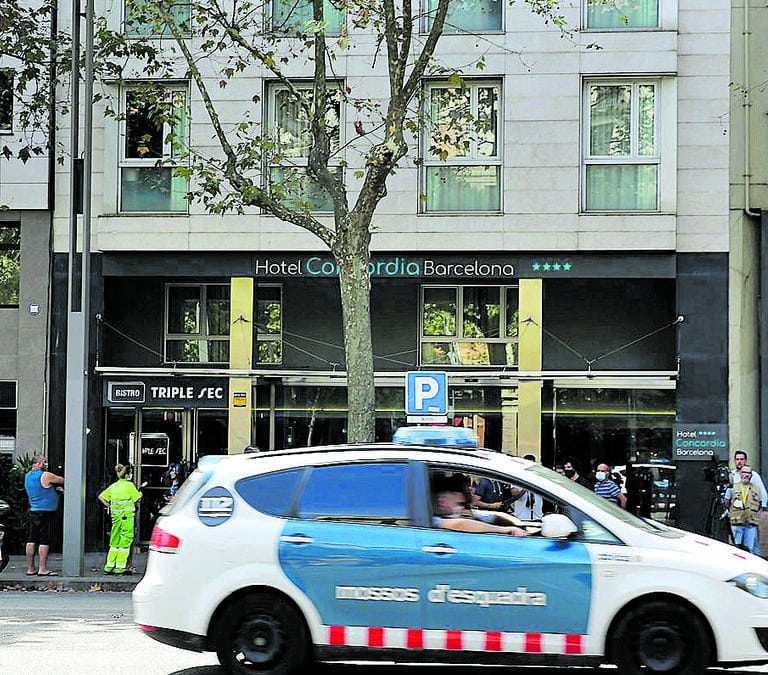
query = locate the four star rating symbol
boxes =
[531,261,572,273]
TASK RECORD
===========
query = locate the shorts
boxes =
[27,511,55,546]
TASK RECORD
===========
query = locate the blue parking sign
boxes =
[406,372,448,415]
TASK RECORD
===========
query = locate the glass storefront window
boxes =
[543,386,676,470]
[253,383,503,450]
[421,285,518,366]
[256,285,283,364]
[197,409,228,457]
[165,284,230,364]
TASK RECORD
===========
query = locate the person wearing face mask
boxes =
[562,456,594,490]
[593,463,626,508]
[725,465,762,553]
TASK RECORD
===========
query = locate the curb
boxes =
[1,577,140,592]
[1,553,144,592]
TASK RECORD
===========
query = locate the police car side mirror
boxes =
[541,514,578,539]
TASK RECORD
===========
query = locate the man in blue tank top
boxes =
[24,455,64,576]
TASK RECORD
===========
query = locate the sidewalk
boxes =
[1,549,147,592]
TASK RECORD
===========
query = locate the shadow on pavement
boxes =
[168,665,767,675]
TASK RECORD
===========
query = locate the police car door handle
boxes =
[422,544,456,555]
[281,534,314,545]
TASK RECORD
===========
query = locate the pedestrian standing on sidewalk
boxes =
[98,463,142,575]
[24,454,64,576]
[725,465,763,553]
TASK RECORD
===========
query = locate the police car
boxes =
[133,440,768,675]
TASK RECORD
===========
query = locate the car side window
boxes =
[296,462,411,525]
[562,504,622,544]
[236,468,305,516]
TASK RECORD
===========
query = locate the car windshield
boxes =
[526,463,679,536]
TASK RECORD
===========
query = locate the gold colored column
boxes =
[228,277,254,454]
[517,279,543,460]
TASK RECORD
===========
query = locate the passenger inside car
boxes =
[431,473,529,536]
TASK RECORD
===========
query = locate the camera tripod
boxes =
[705,483,733,544]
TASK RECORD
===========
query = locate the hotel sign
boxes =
[672,423,729,461]
[255,256,515,279]
[252,253,675,279]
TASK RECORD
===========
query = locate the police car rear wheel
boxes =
[216,593,309,674]
[613,600,709,674]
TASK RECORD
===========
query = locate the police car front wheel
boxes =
[612,600,710,674]
[215,593,310,674]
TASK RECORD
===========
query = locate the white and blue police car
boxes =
[133,438,768,675]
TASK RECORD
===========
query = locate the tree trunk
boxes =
[334,231,375,443]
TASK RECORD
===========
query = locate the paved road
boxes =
[1,592,767,675]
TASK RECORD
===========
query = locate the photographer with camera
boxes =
[725,465,763,553]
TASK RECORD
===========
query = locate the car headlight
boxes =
[729,573,768,598]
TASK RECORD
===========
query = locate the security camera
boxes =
[676,315,685,323]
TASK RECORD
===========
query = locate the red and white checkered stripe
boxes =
[321,625,585,654]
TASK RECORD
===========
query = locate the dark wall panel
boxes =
[282,279,344,369]
[543,279,677,370]
[675,253,728,424]
[102,277,165,367]
[674,253,728,537]
[372,280,419,371]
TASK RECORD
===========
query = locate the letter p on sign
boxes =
[406,372,448,415]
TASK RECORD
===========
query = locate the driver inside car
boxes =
[432,473,529,536]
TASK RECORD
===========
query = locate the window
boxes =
[421,285,518,366]
[0,71,12,133]
[584,80,659,211]
[266,84,342,212]
[0,382,16,454]
[296,463,410,523]
[165,284,230,363]
[270,0,344,35]
[0,224,20,307]
[123,0,191,35]
[121,85,188,213]
[424,0,502,33]
[422,81,501,212]
[237,468,305,516]
[585,0,658,29]
[256,285,282,364]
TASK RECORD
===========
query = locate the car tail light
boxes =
[149,525,181,553]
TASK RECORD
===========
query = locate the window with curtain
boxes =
[165,284,230,363]
[424,0,502,33]
[271,0,344,35]
[421,285,518,366]
[585,0,658,29]
[267,83,342,213]
[0,224,20,307]
[123,0,191,35]
[422,81,501,212]
[584,80,658,211]
[256,285,282,364]
[121,85,189,213]
[0,71,12,132]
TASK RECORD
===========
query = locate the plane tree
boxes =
[1,0,567,442]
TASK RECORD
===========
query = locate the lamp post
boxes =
[62,0,94,577]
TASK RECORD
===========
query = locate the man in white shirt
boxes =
[512,454,543,520]
[732,450,767,556]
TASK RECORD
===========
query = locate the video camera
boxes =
[703,454,730,489]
